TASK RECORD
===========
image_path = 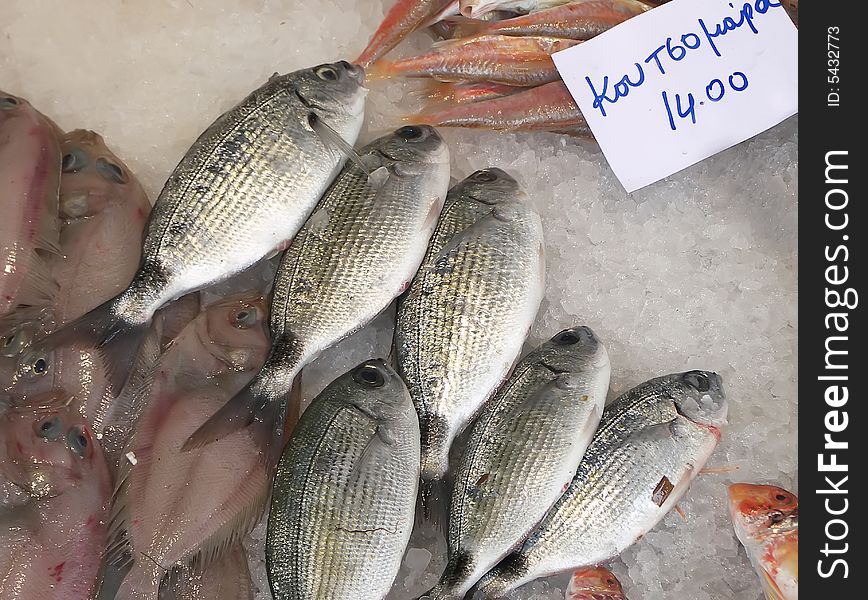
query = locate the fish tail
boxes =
[362,59,398,81]
[23,294,149,393]
[417,475,450,534]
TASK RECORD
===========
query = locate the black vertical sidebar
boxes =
[799,0,864,597]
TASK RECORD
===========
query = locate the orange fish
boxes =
[423,80,521,104]
[408,80,591,135]
[728,483,798,600]
[357,0,456,67]
[565,566,626,600]
[452,0,649,40]
[368,34,580,86]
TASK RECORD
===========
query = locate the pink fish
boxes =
[2,130,151,466]
[0,396,112,599]
[105,292,271,599]
[565,566,626,599]
[357,0,457,67]
[367,34,580,86]
[0,90,62,318]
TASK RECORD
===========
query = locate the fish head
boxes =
[203,291,271,372]
[566,566,626,600]
[728,483,798,541]
[0,395,101,500]
[58,129,141,219]
[536,326,610,377]
[452,168,522,206]
[371,125,450,168]
[669,370,727,430]
[345,358,412,421]
[292,61,367,123]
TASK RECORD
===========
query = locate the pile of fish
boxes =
[355,0,799,134]
[1,50,794,600]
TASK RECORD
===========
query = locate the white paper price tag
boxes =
[552,0,798,193]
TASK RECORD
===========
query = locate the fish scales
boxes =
[186,126,449,458]
[267,361,420,600]
[473,371,727,597]
[426,327,609,598]
[396,168,545,496]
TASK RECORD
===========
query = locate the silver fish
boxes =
[185,125,450,460]
[266,359,420,600]
[394,168,545,514]
[472,370,728,598]
[20,62,367,392]
[424,326,610,599]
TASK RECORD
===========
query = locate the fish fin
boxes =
[100,326,163,471]
[417,477,449,535]
[443,14,488,37]
[368,165,392,189]
[185,477,269,577]
[155,292,201,349]
[11,250,59,308]
[182,378,288,469]
[307,113,371,175]
[283,370,303,441]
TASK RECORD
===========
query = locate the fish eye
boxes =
[1,96,19,109]
[61,148,89,173]
[683,370,710,392]
[231,306,258,329]
[552,328,582,345]
[67,427,89,458]
[775,493,791,503]
[32,357,49,375]
[34,416,63,441]
[95,157,127,184]
[396,126,424,141]
[472,169,498,182]
[353,363,386,387]
[315,66,339,81]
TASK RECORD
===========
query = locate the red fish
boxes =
[452,0,649,39]
[728,483,798,600]
[408,80,591,135]
[357,0,456,67]
[565,566,626,599]
[368,34,580,86]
